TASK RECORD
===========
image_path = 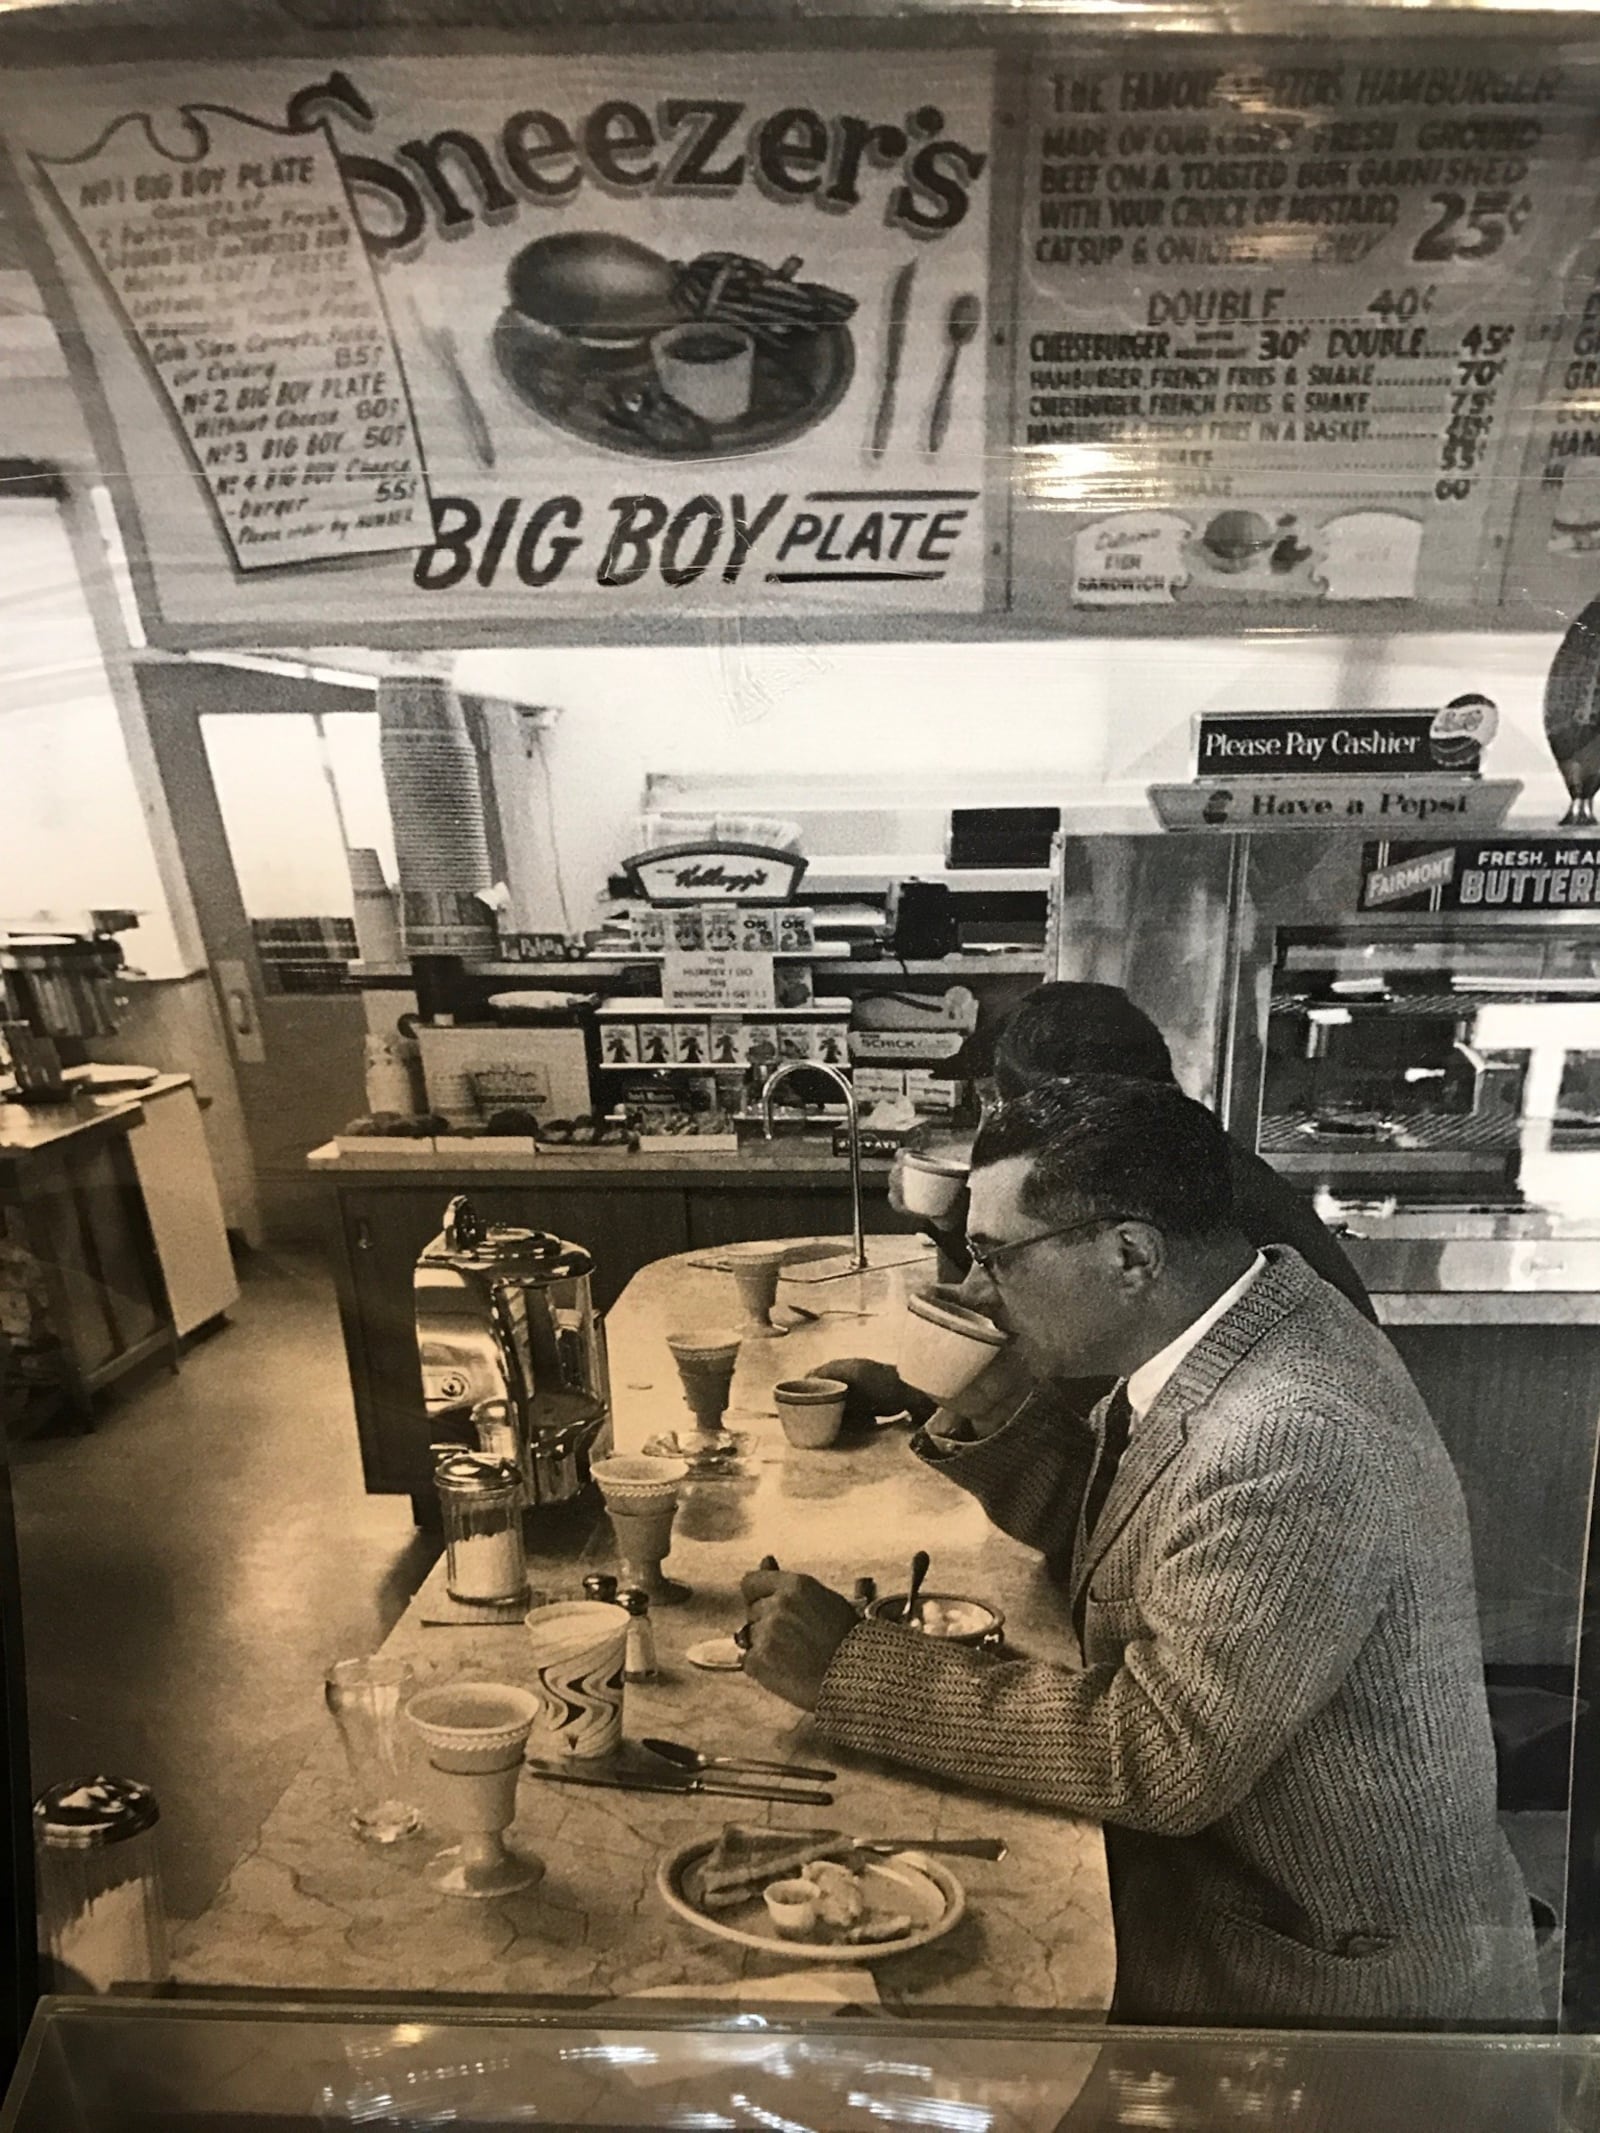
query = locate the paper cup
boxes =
[896,1291,1008,1403]
[523,1601,630,1760]
[775,1376,848,1448]
[407,1681,539,1770]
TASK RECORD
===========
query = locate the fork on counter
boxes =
[641,1736,836,1783]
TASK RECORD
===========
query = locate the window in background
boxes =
[199,708,392,994]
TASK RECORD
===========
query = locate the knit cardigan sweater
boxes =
[814,1247,1541,2026]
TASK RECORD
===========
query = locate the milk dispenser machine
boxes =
[414,1195,613,1508]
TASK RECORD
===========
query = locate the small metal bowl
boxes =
[867,1591,1004,1650]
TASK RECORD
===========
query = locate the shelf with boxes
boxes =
[597,1001,852,1073]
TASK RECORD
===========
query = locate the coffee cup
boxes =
[897,1147,971,1221]
[775,1376,848,1449]
[523,1601,630,1760]
[896,1290,1008,1403]
[652,322,754,424]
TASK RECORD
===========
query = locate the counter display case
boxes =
[4,2000,1598,2133]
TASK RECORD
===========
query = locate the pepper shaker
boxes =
[621,1588,658,1682]
[853,1576,877,1615]
[583,1572,619,1605]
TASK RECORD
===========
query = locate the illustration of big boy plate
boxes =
[493,233,856,460]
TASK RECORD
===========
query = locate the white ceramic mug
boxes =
[775,1376,848,1449]
[896,1291,1008,1403]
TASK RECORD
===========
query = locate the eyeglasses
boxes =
[965,1215,1116,1279]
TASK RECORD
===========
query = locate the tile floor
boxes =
[9,1247,437,1918]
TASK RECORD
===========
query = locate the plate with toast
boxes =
[657,1825,963,1960]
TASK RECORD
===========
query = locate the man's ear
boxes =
[1113,1220,1165,1288]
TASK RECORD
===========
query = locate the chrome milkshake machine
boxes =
[414,1195,612,1506]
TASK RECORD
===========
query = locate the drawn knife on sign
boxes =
[870,260,917,459]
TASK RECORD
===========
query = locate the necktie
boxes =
[1082,1382,1133,1541]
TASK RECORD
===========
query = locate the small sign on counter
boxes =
[1196,702,1496,779]
[661,951,777,1014]
[1150,778,1520,833]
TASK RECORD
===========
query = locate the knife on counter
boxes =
[870,261,917,460]
[525,1765,835,1807]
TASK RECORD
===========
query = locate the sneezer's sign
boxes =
[2,52,993,639]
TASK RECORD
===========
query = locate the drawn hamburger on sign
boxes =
[494,232,857,459]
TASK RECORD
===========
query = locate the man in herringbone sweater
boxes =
[741,1076,1541,2026]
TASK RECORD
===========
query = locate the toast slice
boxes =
[696,1824,850,1910]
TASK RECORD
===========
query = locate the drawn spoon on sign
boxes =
[927,294,981,454]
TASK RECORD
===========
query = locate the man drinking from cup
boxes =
[740,1075,1540,2027]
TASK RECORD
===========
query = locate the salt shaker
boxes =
[34,1778,169,1992]
[621,1588,657,1682]
[434,1453,528,1604]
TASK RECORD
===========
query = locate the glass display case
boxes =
[4,1999,1600,2133]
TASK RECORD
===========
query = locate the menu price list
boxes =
[1012,45,1586,612]
[36,107,430,571]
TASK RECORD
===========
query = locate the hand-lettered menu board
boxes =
[0,52,995,637]
[4,33,1600,640]
[33,104,429,570]
[1010,41,1594,617]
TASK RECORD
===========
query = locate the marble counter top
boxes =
[308,1137,895,1183]
[173,1240,1115,2019]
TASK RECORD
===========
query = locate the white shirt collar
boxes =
[1124,1253,1266,1421]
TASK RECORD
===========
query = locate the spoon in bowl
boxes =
[906,1549,931,1625]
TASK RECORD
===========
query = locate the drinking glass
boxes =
[324,1656,423,1844]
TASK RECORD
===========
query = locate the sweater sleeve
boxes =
[912,1381,1099,1556]
[817,1420,1400,1836]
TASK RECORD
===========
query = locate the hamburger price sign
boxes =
[7,27,1600,645]
[0,50,994,639]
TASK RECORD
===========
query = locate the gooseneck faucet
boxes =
[760,1058,866,1274]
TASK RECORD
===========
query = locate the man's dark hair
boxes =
[971,1075,1235,1238]
[992,983,1175,1099]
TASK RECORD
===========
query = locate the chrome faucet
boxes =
[760,1059,866,1274]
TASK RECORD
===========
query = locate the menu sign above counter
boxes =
[0,49,995,640]
[5,28,1600,643]
[32,103,429,572]
[1011,43,1592,620]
